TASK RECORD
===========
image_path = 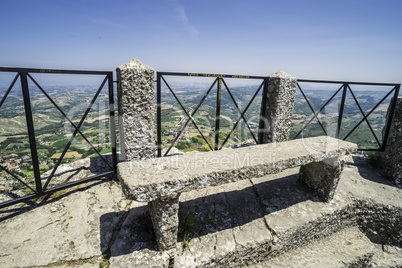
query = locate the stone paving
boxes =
[0,157,401,267]
[249,226,402,268]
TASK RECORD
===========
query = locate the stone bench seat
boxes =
[117,136,357,251]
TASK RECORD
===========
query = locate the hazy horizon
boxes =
[1,0,402,86]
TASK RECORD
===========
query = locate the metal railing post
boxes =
[20,71,42,193]
[336,83,348,139]
[258,78,268,144]
[108,73,117,170]
[157,73,162,157]
[214,78,222,150]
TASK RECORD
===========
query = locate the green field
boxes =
[0,82,395,194]
[0,85,117,193]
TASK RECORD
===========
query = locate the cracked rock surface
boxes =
[0,181,126,268]
[0,156,401,267]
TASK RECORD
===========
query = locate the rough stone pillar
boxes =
[148,194,180,251]
[116,59,155,161]
[259,71,297,143]
[299,157,343,202]
[378,97,402,187]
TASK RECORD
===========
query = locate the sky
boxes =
[1,0,402,84]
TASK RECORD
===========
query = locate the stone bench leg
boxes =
[299,157,343,202]
[148,194,180,251]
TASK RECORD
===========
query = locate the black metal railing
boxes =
[157,73,400,154]
[156,72,267,157]
[0,67,117,209]
[1,67,399,208]
[295,79,400,151]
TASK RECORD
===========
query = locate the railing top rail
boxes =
[157,74,401,87]
[157,71,266,80]
[0,66,112,75]
[298,79,400,87]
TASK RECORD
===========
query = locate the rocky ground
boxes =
[0,155,401,267]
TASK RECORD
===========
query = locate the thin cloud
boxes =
[172,0,200,39]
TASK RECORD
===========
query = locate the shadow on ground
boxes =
[0,178,109,223]
[100,172,320,257]
[352,156,401,189]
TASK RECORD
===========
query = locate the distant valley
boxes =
[0,82,396,194]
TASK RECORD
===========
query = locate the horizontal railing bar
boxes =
[358,148,382,152]
[0,67,112,75]
[41,171,115,193]
[298,79,399,87]
[156,74,400,87]
[157,71,266,80]
[0,171,115,210]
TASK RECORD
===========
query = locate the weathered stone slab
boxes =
[249,227,377,268]
[251,162,402,260]
[109,203,156,256]
[118,136,355,251]
[251,167,353,255]
[118,136,357,202]
[174,219,272,267]
[54,263,100,268]
[371,244,402,267]
[174,179,273,267]
[109,248,171,268]
[299,157,343,201]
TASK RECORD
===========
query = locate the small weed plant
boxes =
[168,258,175,268]
[178,209,196,249]
[139,209,196,250]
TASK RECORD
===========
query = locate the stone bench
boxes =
[117,136,357,251]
